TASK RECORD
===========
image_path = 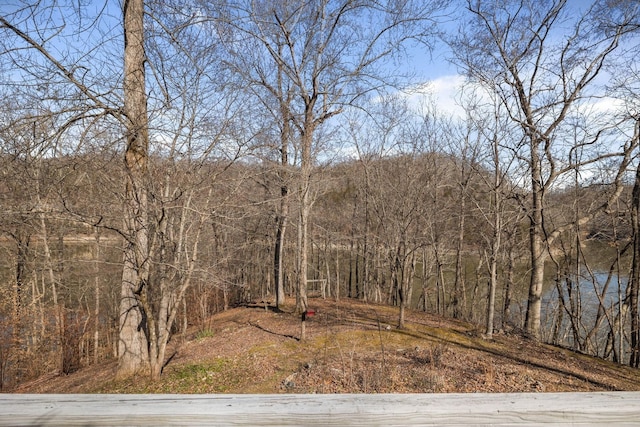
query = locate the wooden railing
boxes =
[1,392,639,426]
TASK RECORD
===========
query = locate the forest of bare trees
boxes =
[0,0,639,389]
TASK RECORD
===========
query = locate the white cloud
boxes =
[404,74,470,119]
[405,75,628,123]
[588,96,626,115]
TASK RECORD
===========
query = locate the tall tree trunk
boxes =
[421,248,429,312]
[296,118,313,312]
[502,237,515,329]
[485,198,501,339]
[297,203,309,312]
[274,65,291,309]
[525,139,545,339]
[274,192,288,309]
[391,259,402,327]
[93,230,100,364]
[334,246,340,301]
[355,246,360,299]
[453,192,466,319]
[148,191,204,380]
[396,243,412,329]
[362,180,370,302]
[629,151,640,368]
[118,0,150,379]
[551,274,564,345]
[348,238,353,298]
[13,234,29,343]
[37,207,62,360]
[406,251,417,324]
[434,248,445,316]
[324,239,330,299]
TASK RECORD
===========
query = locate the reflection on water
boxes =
[541,270,628,362]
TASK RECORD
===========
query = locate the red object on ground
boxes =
[305,309,316,317]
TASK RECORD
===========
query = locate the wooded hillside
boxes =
[1,0,640,390]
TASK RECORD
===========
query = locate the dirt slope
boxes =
[13,298,640,393]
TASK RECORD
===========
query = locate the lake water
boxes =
[540,269,628,358]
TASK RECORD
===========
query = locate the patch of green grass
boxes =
[94,358,233,394]
[195,328,215,340]
[161,358,233,393]
[172,359,227,379]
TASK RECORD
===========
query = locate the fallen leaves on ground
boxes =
[13,298,640,394]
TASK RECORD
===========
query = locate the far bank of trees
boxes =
[0,0,639,389]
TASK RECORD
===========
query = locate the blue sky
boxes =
[0,0,627,123]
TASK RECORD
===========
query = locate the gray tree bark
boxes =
[118,0,150,378]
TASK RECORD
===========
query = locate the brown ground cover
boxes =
[13,297,640,394]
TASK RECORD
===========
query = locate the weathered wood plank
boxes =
[1,392,639,426]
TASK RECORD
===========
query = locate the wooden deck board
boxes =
[1,392,639,426]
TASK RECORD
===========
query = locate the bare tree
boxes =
[462,87,523,338]
[117,0,151,378]
[453,0,638,339]
[627,133,640,366]
[0,0,243,380]
[351,96,454,327]
[604,2,640,363]
[216,0,445,314]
